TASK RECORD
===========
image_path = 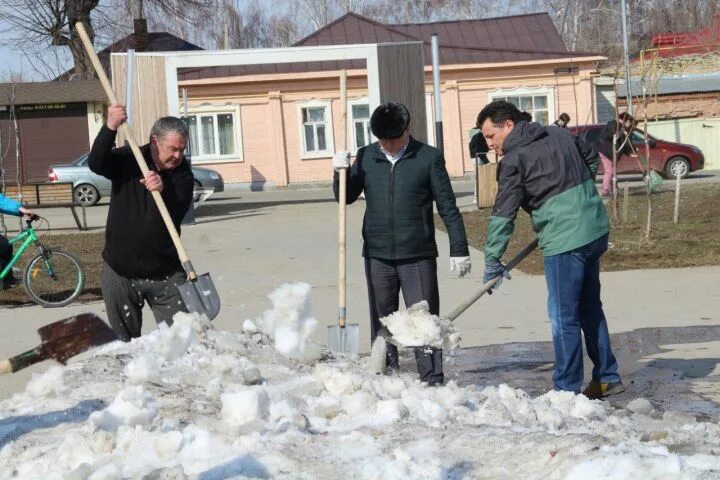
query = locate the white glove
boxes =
[450,256,472,278]
[333,151,351,171]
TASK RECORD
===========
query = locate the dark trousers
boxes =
[364,256,443,384]
[101,261,188,342]
[0,235,13,282]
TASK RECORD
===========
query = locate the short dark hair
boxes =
[559,113,570,123]
[476,100,522,129]
[618,112,634,122]
[520,111,532,122]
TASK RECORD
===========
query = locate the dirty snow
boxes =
[380,300,461,349]
[1,300,720,478]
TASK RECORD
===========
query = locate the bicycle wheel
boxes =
[23,249,85,307]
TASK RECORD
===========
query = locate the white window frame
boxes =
[185,104,243,164]
[297,99,335,159]
[488,86,555,126]
[347,96,372,153]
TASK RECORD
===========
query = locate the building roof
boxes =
[57,32,203,81]
[0,79,106,106]
[179,12,599,81]
[619,73,720,98]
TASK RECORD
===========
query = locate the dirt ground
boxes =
[446,183,720,275]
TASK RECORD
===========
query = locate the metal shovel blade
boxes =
[178,272,221,320]
[327,324,359,354]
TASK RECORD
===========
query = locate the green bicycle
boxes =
[0,217,85,307]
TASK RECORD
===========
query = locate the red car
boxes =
[568,124,704,179]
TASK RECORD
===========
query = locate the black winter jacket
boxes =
[89,125,194,278]
[333,138,469,260]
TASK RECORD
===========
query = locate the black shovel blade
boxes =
[178,272,221,320]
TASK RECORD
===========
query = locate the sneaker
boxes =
[583,381,626,400]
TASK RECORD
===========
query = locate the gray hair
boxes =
[149,116,189,141]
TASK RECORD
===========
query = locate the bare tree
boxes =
[0,0,214,80]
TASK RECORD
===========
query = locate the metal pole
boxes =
[431,33,444,153]
[620,0,633,115]
[181,88,196,225]
[125,49,135,125]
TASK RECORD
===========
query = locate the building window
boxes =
[490,87,554,125]
[185,107,242,163]
[297,100,334,159]
[349,98,372,151]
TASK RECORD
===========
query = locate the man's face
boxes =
[151,132,186,170]
[378,130,410,156]
[623,119,633,131]
[481,118,515,157]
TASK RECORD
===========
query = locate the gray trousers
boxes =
[101,262,188,342]
[364,256,443,384]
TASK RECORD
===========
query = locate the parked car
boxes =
[568,124,705,179]
[48,153,224,206]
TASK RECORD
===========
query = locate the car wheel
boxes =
[193,179,202,203]
[74,184,99,206]
[664,156,690,179]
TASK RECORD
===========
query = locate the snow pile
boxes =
[25,365,65,397]
[1,305,720,478]
[380,301,461,349]
[245,282,321,361]
[90,385,158,432]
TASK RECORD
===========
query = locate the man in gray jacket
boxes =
[333,102,470,386]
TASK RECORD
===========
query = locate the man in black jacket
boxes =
[333,102,470,386]
[89,104,194,341]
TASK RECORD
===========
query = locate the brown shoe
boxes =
[583,381,626,400]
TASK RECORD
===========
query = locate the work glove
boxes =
[333,151,351,171]
[483,261,511,293]
[449,256,472,278]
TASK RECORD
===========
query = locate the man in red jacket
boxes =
[89,104,194,341]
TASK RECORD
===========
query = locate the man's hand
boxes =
[449,256,472,278]
[140,171,164,193]
[18,206,38,221]
[483,261,511,293]
[107,104,128,131]
[333,151,351,171]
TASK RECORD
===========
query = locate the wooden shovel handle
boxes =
[75,22,194,275]
[338,70,347,328]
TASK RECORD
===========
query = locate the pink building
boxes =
[176,13,605,187]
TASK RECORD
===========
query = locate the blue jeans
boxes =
[543,233,620,392]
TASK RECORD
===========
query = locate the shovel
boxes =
[75,22,220,320]
[0,313,118,375]
[379,239,539,348]
[328,70,360,354]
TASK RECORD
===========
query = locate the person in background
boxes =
[0,195,36,289]
[520,111,533,122]
[89,104,195,341]
[477,100,623,400]
[332,102,470,386]
[594,112,635,198]
[554,113,571,128]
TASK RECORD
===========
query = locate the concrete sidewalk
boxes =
[1,181,718,407]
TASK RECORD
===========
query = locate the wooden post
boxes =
[622,183,630,227]
[674,171,681,224]
[476,151,498,209]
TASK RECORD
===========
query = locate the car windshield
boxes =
[630,129,656,143]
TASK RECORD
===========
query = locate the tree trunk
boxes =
[67,1,100,80]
